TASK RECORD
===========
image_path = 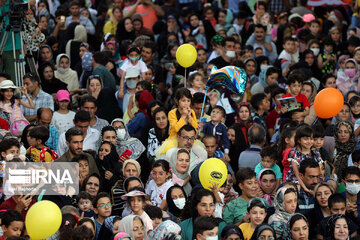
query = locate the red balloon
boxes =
[314,88,344,119]
[342,0,352,4]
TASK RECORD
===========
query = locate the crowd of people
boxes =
[0,0,360,239]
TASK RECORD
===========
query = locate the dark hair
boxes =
[248,124,266,145]
[143,41,157,54]
[321,73,335,87]
[65,127,83,143]
[36,107,53,120]
[174,87,192,103]
[236,167,256,185]
[93,192,110,208]
[29,125,50,144]
[271,87,286,101]
[0,72,11,80]
[144,205,162,220]
[202,135,217,144]
[1,210,23,227]
[247,199,267,212]
[80,95,97,107]
[278,127,296,159]
[60,213,77,232]
[254,23,266,32]
[78,217,96,230]
[188,72,203,84]
[283,37,297,44]
[152,159,170,172]
[299,159,319,174]
[177,148,190,158]
[260,145,278,161]
[295,125,314,147]
[312,124,325,138]
[352,150,360,164]
[251,93,267,111]
[287,70,306,85]
[74,110,91,123]
[343,166,360,180]
[260,169,276,181]
[93,51,107,65]
[212,105,226,118]
[192,92,208,104]
[23,72,40,83]
[0,138,20,154]
[178,124,196,136]
[72,225,94,240]
[101,126,116,137]
[289,214,308,231]
[77,191,92,202]
[81,173,102,194]
[137,81,152,93]
[328,193,346,209]
[222,37,237,47]
[349,95,360,107]
[190,189,215,218]
[127,45,141,55]
[193,216,218,237]
[166,185,187,218]
[124,176,143,192]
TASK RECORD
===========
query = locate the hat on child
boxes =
[0,80,17,89]
[56,90,70,101]
[302,13,315,23]
[121,189,146,200]
[114,232,132,240]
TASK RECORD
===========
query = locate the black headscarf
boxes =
[229,123,248,173]
[38,62,68,95]
[250,224,277,240]
[96,88,123,123]
[221,225,244,240]
[166,185,187,218]
[116,17,136,55]
[324,214,349,240]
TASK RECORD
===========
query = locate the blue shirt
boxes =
[298,189,315,213]
[46,125,59,152]
[127,112,147,136]
[21,89,54,116]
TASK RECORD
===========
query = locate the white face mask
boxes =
[173,197,186,209]
[346,182,360,195]
[57,67,69,74]
[260,64,268,71]
[116,128,126,140]
[225,50,235,58]
[310,48,320,56]
[205,236,218,240]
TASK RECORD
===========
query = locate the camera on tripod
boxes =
[8,0,28,32]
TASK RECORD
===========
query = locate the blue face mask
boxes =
[129,56,140,61]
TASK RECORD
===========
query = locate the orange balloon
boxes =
[342,0,352,4]
[314,88,344,119]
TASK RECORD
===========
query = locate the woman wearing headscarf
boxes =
[303,81,318,125]
[98,216,121,240]
[127,90,155,136]
[166,185,187,223]
[116,17,136,56]
[221,224,244,240]
[284,213,309,240]
[54,54,79,92]
[96,88,123,123]
[39,62,68,95]
[38,44,55,66]
[249,224,276,240]
[336,59,360,95]
[268,187,298,240]
[148,220,181,239]
[168,149,192,196]
[65,24,87,69]
[255,56,270,76]
[250,65,278,95]
[326,103,352,136]
[324,214,350,240]
[118,215,146,240]
[333,121,356,181]
[80,52,93,88]
[258,169,277,206]
[244,58,258,86]
[95,141,122,192]
[228,122,249,173]
[111,118,146,159]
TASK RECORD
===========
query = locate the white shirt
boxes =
[57,127,100,156]
[51,111,76,135]
[145,179,173,207]
[120,59,148,76]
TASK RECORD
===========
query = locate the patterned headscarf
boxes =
[258,168,276,206]
[148,220,181,240]
[324,214,349,240]
[334,120,356,181]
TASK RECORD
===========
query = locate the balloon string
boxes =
[198,87,208,136]
[184,68,187,88]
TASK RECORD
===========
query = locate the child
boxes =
[239,198,268,240]
[93,192,112,240]
[279,37,299,77]
[317,38,336,74]
[144,205,163,229]
[280,71,310,118]
[194,216,219,240]
[0,80,35,126]
[266,87,286,138]
[168,88,197,139]
[278,127,296,180]
[145,160,173,210]
[285,125,324,194]
[120,45,148,83]
[312,124,331,177]
[188,72,205,94]
[350,95,360,123]
[0,210,24,239]
[255,145,282,189]
[122,187,153,233]
[26,126,59,162]
[122,69,140,123]
[77,191,96,218]
[209,181,225,218]
[309,20,320,37]
[251,93,271,133]
[203,106,230,162]
[0,138,21,160]
[51,90,75,135]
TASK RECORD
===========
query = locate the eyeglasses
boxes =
[345,179,360,184]
[113,126,125,130]
[181,136,196,142]
[88,75,101,81]
[258,236,275,240]
[97,203,112,208]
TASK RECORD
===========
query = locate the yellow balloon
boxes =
[199,158,227,190]
[25,200,62,240]
[176,44,197,68]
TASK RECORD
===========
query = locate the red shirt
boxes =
[266,109,280,130]
[0,197,36,218]
[281,93,310,110]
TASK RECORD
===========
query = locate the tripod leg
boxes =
[0,31,9,56]
[11,31,19,87]
[18,32,26,86]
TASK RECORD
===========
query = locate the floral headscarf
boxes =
[334,120,356,181]
[148,220,181,239]
[324,214,349,240]
[114,232,132,240]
